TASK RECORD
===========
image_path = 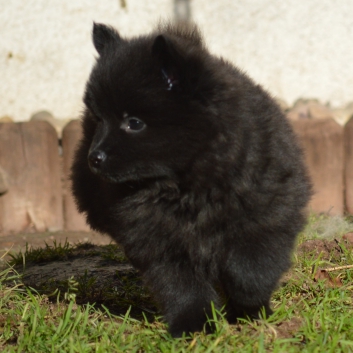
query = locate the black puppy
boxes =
[71,22,311,337]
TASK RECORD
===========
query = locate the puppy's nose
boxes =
[88,150,107,168]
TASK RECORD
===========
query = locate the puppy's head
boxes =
[82,22,218,183]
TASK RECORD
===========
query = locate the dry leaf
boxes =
[313,268,343,288]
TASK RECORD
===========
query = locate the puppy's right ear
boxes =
[152,35,183,91]
[92,23,122,55]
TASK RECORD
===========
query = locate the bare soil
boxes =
[297,237,353,261]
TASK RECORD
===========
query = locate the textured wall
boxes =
[1,0,173,121]
[192,0,353,110]
[1,0,353,121]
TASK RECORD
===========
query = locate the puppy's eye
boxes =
[121,117,146,133]
[128,118,145,131]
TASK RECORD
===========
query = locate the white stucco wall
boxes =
[1,0,353,121]
[192,0,353,111]
[1,0,173,121]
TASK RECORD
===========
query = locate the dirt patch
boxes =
[275,317,303,339]
[297,238,350,261]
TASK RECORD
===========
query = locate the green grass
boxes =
[8,240,128,265]
[1,215,353,352]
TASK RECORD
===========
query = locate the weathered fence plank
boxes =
[291,118,344,215]
[62,120,90,231]
[0,117,350,234]
[0,121,63,233]
[344,116,353,214]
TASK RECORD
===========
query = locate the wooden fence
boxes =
[0,117,352,233]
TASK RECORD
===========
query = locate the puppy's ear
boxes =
[152,35,184,91]
[93,23,122,55]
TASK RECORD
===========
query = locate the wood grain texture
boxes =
[0,121,63,233]
[292,118,344,215]
[62,120,90,231]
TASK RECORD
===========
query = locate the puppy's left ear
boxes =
[152,35,184,91]
[93,22,122,55]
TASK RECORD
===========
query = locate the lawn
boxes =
[1,214,353,352]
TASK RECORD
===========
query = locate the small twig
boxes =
[324,265,353,272]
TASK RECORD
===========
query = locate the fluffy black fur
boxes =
[71,22,311,337]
